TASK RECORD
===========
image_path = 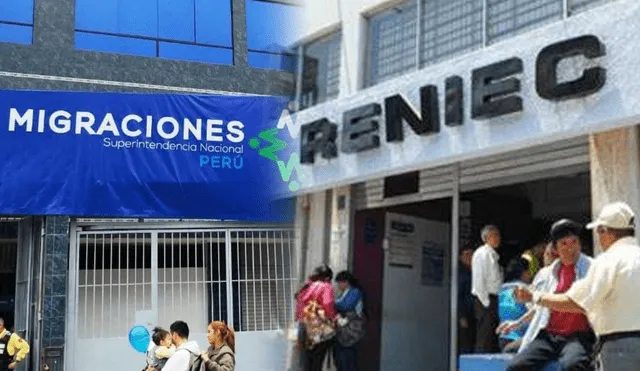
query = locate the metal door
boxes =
[380,213,451,371]
[71,227,296,371]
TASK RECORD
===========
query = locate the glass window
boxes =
[246,0,301,71]
[75,0,233,64]
[0,23,32,45]
[299,32,341,110]
[159,42,233,65]
[195,0,233,46]
[420,0,483,67]
[487,0,563,43]
[366,0,418,87]
[0,0,34,24]
[76,0,159,38]
[158,0,195,42]
[249,51,297,72]
[0,0,33,45]
[75,32,156,57]
[568,0,614,15]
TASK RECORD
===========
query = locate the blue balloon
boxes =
[129,325,151,354]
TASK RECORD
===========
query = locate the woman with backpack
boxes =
[199,321,235,371]
[333,271,366,371]
[295,264,338,371]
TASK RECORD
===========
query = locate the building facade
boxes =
[0,1,301,370]
[290,0,640,370]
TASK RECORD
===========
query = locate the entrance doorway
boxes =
[69,225,297,371]
[352,169,591,371]
[353,197,452,371]
[0,220,18,332]
[0,217,45,371]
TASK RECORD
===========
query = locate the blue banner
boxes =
[0,89,294,222]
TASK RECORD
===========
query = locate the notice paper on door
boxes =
[386,216,419,268]
[421,241,445,286]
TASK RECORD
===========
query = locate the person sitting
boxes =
[497,257,532,353]
[502,220,595,371]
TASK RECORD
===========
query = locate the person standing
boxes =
[333,271,365,371]
[458,246,476,354]
[471,225,503,352]
[200,321,235,371]
[295,264,338,371]
[0,318,29,371]
[162,320,201,371]
[514,202,640,371]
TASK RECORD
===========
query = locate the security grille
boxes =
[77,232,153,339]
[74,227,296,343]
[230,230,295,332]
[300,32,342,109]
[366,0,418,87]
[420,0,483,66]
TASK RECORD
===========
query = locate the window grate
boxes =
[421,0,483,67]
[486,0,563,43]
[366,0,418,87]
[299,32,342,109]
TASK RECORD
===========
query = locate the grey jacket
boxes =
[146,345,169,370]
[201,344,235,371]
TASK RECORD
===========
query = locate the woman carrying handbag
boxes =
[333,271,366,371]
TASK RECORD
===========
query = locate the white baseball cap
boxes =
[586,202,635,230]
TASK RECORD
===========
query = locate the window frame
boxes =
[295,29,343,111]
[352,0,615,90]
[73,0,234,64]
[245,0,302,72]
[0,0,34,45]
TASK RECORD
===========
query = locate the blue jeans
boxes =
[334,343,358,371]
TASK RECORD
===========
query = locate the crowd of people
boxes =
[144,320,235,371]
[293,265,367,371]
[458,201,640,371]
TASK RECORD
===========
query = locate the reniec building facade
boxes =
[290,0,640,370]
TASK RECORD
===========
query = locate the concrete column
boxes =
[231,0,249,67]
[589,125,640,252]
[33,0,75,49]
[328,186,352,273]
[304,190,333,276]
[42,216,70,348]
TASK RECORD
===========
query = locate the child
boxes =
[145,327,176,370]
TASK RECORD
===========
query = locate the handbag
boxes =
[336,312,366,347]
[301,300,336,349]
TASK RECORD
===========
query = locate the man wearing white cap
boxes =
[514,201,640,371]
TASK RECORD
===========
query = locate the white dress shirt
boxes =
[471,244,503,307]
[566,237,640,336]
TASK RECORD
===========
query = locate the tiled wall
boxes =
[42,216,70,347]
